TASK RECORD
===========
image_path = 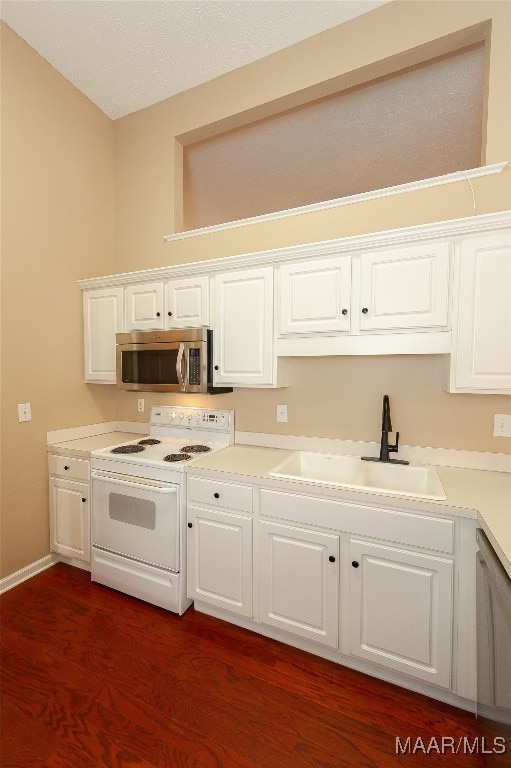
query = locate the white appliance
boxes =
[90,405,234,613]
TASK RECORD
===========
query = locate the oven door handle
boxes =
[176,342,186,391]
[92,471,178,493]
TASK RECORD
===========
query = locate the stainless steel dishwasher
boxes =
[476,528,511,764]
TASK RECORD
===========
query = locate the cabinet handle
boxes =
[187,522,193,528]
[352,560,360,568]
[213,492,220,499]
[81,497,86,503]
[156,311,161,317]
[341,309,348,316]
[328,555,336,563]
[64,465,70,471]
[361,307,368,314]
[168,311,173,317]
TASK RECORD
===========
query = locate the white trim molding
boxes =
[164,162,508,243]
[0,554,57,594]
[78,209,511,291]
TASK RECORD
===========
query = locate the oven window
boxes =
[121,349,179,385]
[109,493,156,530]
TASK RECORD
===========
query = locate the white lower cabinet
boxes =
[187,472,473,701]
[349,538,453,688]
[187,506,252,617]
[258,520,339,648]
[49,453,91,562]
[49,477,90,562]
[187,477,253,617]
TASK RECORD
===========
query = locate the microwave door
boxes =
[119,342,182,392]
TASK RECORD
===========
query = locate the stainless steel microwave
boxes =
[116,329,232,394]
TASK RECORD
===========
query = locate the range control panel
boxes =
[150,406,233,434]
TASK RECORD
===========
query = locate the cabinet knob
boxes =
[213,492,220,499]
[156,311,161,317]
[352,560,360,568]
[187,522,193,528]
[361,307,368,314]
[341,309,348,316]
[64,465,70,471]
[168,311,173,317]
[214,365,219,371]
[328,555,336,563]
[81,497,86,503]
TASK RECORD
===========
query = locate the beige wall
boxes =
[1,1,510,580]
[113,1,511,449]
[0,24,116,577]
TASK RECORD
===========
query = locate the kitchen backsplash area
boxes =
[116,354,511,455]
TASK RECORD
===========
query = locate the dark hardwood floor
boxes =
[0,563,494,767]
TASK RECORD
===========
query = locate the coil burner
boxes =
[111,444,145,454]
[163,453,192,463]
[138,438,162,446]
[180,445,212,454]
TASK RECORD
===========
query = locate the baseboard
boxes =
[0,554,58,594]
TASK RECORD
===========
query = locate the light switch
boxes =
[18,403,32,422]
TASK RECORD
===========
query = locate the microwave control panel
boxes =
[188,348,201,385]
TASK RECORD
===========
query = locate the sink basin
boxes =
[269,451,446,500]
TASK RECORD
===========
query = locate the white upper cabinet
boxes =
[165,276,209,329]
[213,267,274,387]
[358,243,450,331]
[279,256,351,335]
[125,282,165,330]
[83,286,124,383]
[448,232,511,394]
[125,278,209,331]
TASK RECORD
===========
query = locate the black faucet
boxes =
[362,395,409,465]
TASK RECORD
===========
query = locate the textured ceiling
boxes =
[0,0,388,119]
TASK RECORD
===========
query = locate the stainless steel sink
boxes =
[269,451,446,500]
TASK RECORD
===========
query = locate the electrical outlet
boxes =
[18,403,32,422]
[493,414,511,437]
[276,404,288,423]
[137,398,145,413]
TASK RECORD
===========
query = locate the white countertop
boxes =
[48,431,143,458]
[186,443,511,579]
[46,434,511,579]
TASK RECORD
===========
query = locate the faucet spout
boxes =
[362,394,409,465]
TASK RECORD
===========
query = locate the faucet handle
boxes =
[389,431,400,453]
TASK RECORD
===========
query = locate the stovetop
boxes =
[91,406,234,480]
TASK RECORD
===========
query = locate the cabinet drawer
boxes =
[260,489,454,554]
[48,454,90,482]
[188,476,253,513]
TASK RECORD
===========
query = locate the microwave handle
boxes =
[176,343,186,390]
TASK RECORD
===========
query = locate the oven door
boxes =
[92,471,180,571]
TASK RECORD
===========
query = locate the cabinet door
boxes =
[83,287,123,383]
[453,233,511,392]
[358,243,450,331]
[279,256,351,335]
[125,282,165,330]
[187,505,252,617]
[50,478,90,562]
[213,267,274,386]
[259,520,339,648]
[349,538,453,688]
[165,276,209,329]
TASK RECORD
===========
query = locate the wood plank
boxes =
[1,563,487,767]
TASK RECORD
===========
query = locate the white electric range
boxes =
[90,405,234,613]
